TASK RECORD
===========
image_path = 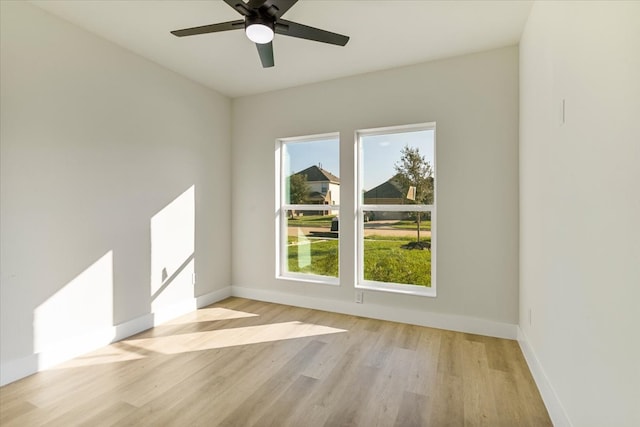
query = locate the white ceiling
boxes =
[31,0,533,98]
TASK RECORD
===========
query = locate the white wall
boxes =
[519,1,640,426]
[232,46,520,336]
[328,181,340,212]
[0,2,231,384]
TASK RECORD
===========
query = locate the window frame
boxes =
[355,123,437,297]
[275,132,341,285]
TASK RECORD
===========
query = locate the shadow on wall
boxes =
[20,185,197,379]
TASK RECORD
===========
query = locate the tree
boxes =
[394,145,434,242]
[288,173,310,217]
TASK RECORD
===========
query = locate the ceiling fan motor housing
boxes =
[245,13,275,30]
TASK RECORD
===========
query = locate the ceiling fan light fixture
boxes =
[246,23,274,44]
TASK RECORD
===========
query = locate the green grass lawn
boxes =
[362,239,431,286]
[287,215,336,228]
[389,220,431,231]
[287,236,431,287]
[287,238,339,277]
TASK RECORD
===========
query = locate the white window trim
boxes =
[355,123,437,297]
[275,132,340,285]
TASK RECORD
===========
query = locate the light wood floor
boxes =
[0,298,551,426]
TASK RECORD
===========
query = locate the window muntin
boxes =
[277,134,340,283]
[357,124,436,296]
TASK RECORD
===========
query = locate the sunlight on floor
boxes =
[51,318,346,369]
[125,321,346,354]
[163,307,259,325]
[53,343,145,369]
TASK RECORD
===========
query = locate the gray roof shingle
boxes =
[364,178,404,199]
[292,165,340,183]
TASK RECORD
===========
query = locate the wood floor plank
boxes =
[0,400,38,426]
[0,298,552,426]
[121,339,308,425]
[460,339,498,426]
[256,374,319,427]
[218,340,326,426]
[322,364,380,427]
[429,372,465,427]
[437,330,464,377]
[357,346,418,427]
[394,391,429,427]
[405,326,440,396]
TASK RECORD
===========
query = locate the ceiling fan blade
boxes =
[268,0,298,19]
[223,0,254,17]
[275,19,349,46]
[171,20,244,37]
[256,42,275,68]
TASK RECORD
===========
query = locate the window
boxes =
[357,123,436,296]
[276,133,340,284]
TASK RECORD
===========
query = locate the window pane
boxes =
[284,138,340,206]
[362,212,432,287]
[279,135,340,282]
[361,130,434,205]
[285,210,338,278]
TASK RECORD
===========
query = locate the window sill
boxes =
[277,273,340,287]
[356,280,436,297]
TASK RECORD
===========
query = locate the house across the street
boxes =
[363,175,409,220]
[292,164,340,215]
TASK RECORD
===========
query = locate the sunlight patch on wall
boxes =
[124,321,346,354]
[34,251,114,354]
[150,185,195,312]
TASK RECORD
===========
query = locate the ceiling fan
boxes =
[171,0,350,68]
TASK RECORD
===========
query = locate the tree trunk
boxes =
[416,212,421,242]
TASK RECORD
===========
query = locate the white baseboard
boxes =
[113,312,155,342]
[0,316,150,387]
[0,354,39,387]
[0,286,232,387]
[150,286,232,325]
[517,327,573,427]
[231,286,518,340]
[197,286,232,308]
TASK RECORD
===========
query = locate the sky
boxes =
[284,129,435,190]
[361,130,434,190]
[285,138,340,178]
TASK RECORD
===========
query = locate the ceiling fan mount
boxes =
[171,0,350,68]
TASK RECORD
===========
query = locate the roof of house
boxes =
[364,177,404,199]
[293,165,340,184]
[305,191,328,202]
